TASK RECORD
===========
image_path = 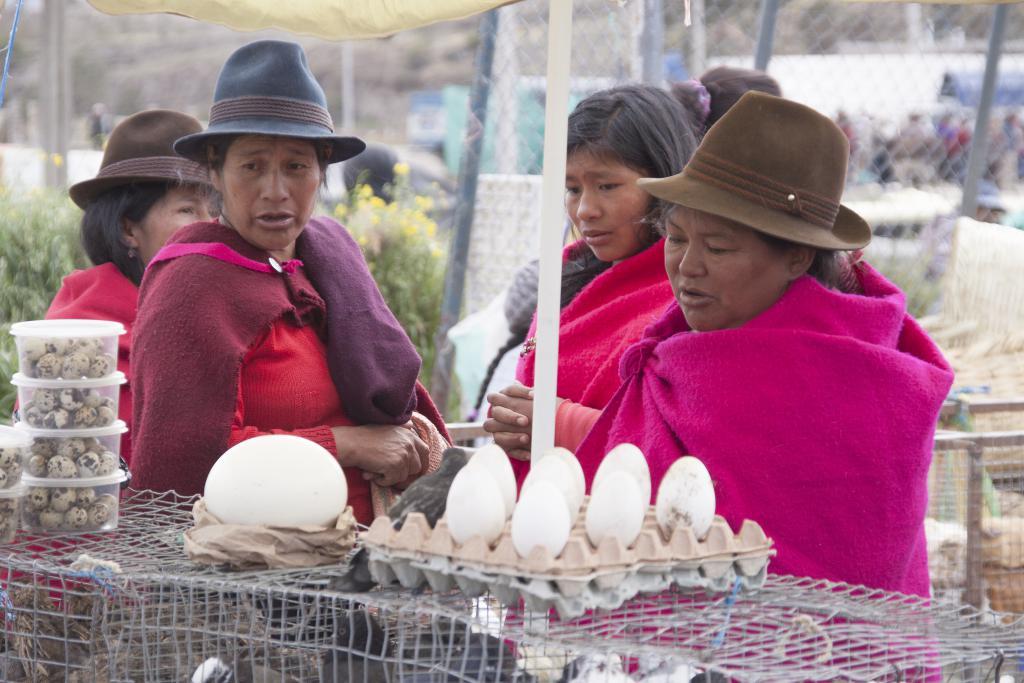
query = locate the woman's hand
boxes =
[333,423,429,487]
[483,383,536,461]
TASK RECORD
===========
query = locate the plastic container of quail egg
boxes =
[0,485,25,542]
[21,471,126,534]
[11,372,125,431]
[0,425,30,490]
[10,319,124,380]
[15,421,127,479]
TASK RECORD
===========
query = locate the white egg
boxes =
[593,443,652,504]
[585,470,645,549]
[655,456,716,540]
[204,435,347,527]
[522,456,582,523]
[445,465,507,546]
[511,480,571,559]
[469,443,516,519]
[543,447,585,509]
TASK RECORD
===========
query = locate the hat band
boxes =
[97,156,208,182]
[210,96,334,132]
[686,150,840,229]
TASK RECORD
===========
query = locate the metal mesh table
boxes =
[0,490,1020,682]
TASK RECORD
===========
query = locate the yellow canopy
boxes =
[86,0,518,40]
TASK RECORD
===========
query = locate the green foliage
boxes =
[336,166,449,383]
[0,188,87,421]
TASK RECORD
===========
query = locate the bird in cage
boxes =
[330,447,471,593]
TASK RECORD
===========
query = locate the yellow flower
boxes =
[369,196,386,209]
[402,223,418,237]
[430,246,443,258]
[357,235,368,246]
[425,222,437,238]
[393,162,410,177]
[334,204,349,220]
[414,195,434,211]
[357,184,373,199]
[51,154,64,168]
[371,214,381,226]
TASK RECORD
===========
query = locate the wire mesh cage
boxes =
[0,490,1021,682]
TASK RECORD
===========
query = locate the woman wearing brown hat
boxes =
[574,92,954,597]
[47,110,216,466]
[130,41,449,523]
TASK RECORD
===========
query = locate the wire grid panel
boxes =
[0,490,1021,682]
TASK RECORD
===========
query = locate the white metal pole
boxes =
[531,0,573,460]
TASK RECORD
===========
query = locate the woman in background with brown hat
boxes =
[47,110,216,466]
[574,92,954,597]
[130,40,449,523]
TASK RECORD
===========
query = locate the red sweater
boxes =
[46,263,138,464]
[228,319,377,524]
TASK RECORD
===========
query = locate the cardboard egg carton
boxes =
[362,500,774,618]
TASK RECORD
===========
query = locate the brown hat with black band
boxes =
[638,91,871,251]
[68,109,210,209]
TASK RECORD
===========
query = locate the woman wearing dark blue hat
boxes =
[131,40,450,522]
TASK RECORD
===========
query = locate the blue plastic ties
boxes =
[711,577,743,649]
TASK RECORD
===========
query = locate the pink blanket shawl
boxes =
[575,263,953,597]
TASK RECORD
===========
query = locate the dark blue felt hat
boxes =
[174,40,365,165]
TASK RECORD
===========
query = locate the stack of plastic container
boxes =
[10,320,128,533]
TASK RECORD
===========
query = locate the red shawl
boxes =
[46,263,138,463]
[516,239,674,407]
[575,264,954,596]
[131,220,447,496]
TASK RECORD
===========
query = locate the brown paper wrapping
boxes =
[184,498,357,569]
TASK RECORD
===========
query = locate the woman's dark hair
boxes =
[80,182,174,286]
[561,85,698,309]
[670,66,782,138]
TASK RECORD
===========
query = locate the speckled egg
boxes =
[94,406,116,427]
[64,506,89,529]
[0,470,8,490]
[72,406,98,428]
[49,487,77,512]
[0,447,20,469]
[20,337,47,362]
[83,393,103,409]
[44,338,71,355]
[59,388,83,411]
[39,510,64,529]
[31,388,58,412]
[76,452,100,478]
[95,452,118,476]
[35,353,62,379]
[5,462,21,487]
[27,455,47,477]
[27,487,49,510]
[61,353,92,379]
[89,501,113,526]
[70,337,101,355]
[47,456,78,479]
[76,488,96,506]
[88,354,115,378]
[58,439,86,460]
[43,409,70,429]
[32,439,56,457]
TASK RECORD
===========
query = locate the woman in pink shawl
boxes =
[482,85,696,466]
[575,92,953,597]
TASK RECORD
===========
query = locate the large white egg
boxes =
[204,435,347,527]
[655,456,716,540]
[543,447,585,509]
[593,443,652,504]
[469,443,516,519]
[585,470,645,549]
[445,465,507,545]
[511,480,572,558]
[522,456,583,523]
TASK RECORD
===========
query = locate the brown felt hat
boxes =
[68,109,210,209]
[638,91,871,251]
